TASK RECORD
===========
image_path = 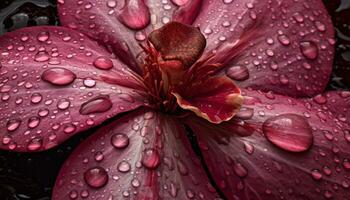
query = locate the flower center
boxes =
[140,22,244,124]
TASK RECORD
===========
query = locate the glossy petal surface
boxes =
[57,0,203,73]
[0,26,146,152]
[194,0,334,97]
[187,89,350,200]
[53,109,219,200]
[173,76,243,124]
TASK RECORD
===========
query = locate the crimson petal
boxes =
[187,89,350,199]
[194,0,334,97]
[0,26,146,152]
[173,76,243,124]
[53,109,219,199]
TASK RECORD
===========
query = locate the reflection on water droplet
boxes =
[41,67,76,86]
[226,65,249,81]
[27,138,42,151]
[263,114,313,152]
[34,51,50,62]
[6,119,21,132]
[118,0,150,30]
[118,161,131,172]
[84,166,109,188]
[141,148,160,169]
[93,56,114,70]
[300,41,318,60]
[111,133,129,149]
[80,95,113,115]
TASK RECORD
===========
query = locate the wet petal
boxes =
[173,76,243,124]
[57,0,203,73]
[194,0,334,97]
[148,21,206,68]
[52,109,219,200]
[0,26,146,152]
[187,89,350,199]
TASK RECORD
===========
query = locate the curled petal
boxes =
[187,89,350,200]
[53,109,219,200]
[0,26,146,152]
[194,0,334,97]
[173,76,243,124]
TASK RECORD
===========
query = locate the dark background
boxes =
[0,0,349,199]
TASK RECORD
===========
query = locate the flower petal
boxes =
[187,89,350,199]
[57,0,203,73]
[173,76,243,124]
[194,0,334,97]
[0,26,146,152]
[52,109,219,200]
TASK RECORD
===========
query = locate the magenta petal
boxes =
[194,0,335,97]
[187,89,350,199]
[52,109,219,200]
[0,26,146,152]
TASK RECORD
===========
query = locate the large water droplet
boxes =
[34,51,50,62]
[263,114,313,152]
[41,67,76,86]
[93,56,114,70]
[31,93,42,104]
[117,0,150,30]
[226,65,249,81]
[141,148,160,169]
[111,133,129,149]
[80,95,113,115]
[84,166,109,188]
[300,41,318,60]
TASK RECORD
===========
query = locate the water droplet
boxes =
[233,163,248,178]
[80,95,113,115]
[41,67,76,86]
[37,31,50,42]
[141,148,160,169]
[226,65,249,81]
[300,41,318,60]
[311,169,323,180]
[263,114,313,152]
[28,116,40,128]
[34,51,50,62]
[107,0,117,8]
[27,138,42,151]
[83,78,96,88]
[131,178,140,187]
[277,35,290,46]
[31,93,42,104]
[63,124,76,134]
[118,0,150,30]
[84,166,109,188]
[6,119,21,132]
[93,56,114,70]
[118,161,131,172]
[171,0,189,6]
[111,133,129,149]
[57,98,70,110]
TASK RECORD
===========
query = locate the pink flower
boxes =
[0,0,349,199]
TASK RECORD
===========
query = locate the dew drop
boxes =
[63,124,76,134]
[107,0,117,8]
[83,78,96,88]
[311,169,323,180]
[41,67,76,86]
[233,163,248,178]
[84,166,109,188]
[93,56,114,70]
[118,0,150,30]
[37,31,50,42]
[31,93,42,104]
[34,51,50,62]
[6,119,21,132]
[263,114,313,152]
[171,0,189,6]
[57,98,70,110]
[80,95,113,115]
[141,148,160,169]
[111,133,129,149]
[300,41,318,60]
[27,138,42,151]
[118,161,131,172]
[226,65,249,81]
[28,116,40,128]
[277,35,290,46]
